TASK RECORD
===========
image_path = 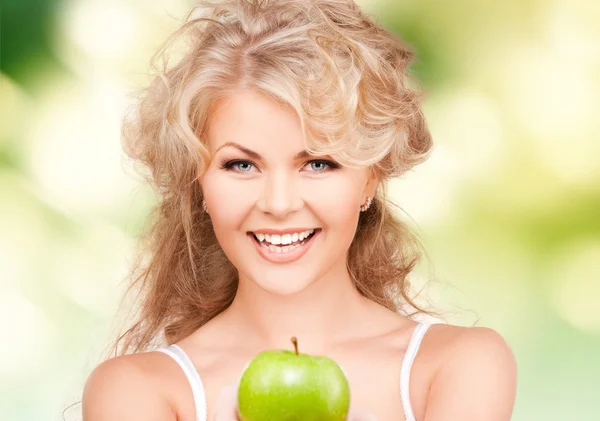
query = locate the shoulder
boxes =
[423,324,518,421]
[82,351,178,421]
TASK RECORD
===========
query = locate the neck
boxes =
[222,259,371,354]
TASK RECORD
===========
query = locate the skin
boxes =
[82,89,518,421]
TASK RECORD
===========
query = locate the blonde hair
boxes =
[111,0,440,357]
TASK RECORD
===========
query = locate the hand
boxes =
[214,383,378,421]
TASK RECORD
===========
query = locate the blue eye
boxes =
[219,159,339,173]
[232,161,253,172]
[308,160,334,172]
[219,159,255,172]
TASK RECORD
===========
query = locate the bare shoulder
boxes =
[423,323,518,421]
[82,352,178,421]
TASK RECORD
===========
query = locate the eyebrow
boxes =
[215,141,312,161]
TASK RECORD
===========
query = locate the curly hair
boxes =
[108,0,441,359]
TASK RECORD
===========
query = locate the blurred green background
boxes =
[1,0,599,420]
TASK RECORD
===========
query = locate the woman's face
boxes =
[201,89,378,296]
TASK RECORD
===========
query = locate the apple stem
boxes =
[291,336,299,356]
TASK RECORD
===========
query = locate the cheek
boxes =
[202,172,254,229]
[204,171,363,228]
[309,179,361,236]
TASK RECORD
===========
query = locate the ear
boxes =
[363,166,380,199]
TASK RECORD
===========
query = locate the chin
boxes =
[250,271,317,297]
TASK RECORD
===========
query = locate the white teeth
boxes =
[261,242,301,253]
[281,234,292,245]
[253,229,315,246]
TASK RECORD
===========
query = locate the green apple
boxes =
[237,337,350,421]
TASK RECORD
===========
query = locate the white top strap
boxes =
[400,322,432,421]
[156,344,207,421]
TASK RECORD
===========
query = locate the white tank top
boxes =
[156,322,432,421]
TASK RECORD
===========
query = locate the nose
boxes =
[256,171,303,219]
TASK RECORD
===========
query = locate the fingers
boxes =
[213,383,239,421]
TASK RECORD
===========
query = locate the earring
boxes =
[202,199,208,213]
[360,196,372,212]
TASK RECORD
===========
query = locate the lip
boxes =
[247,229,321,264]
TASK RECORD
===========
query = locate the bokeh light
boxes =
[2,0,599,420]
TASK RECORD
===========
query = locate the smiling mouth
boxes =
[248,229,321,253]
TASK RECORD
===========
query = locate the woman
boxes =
[81,1,517,420]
